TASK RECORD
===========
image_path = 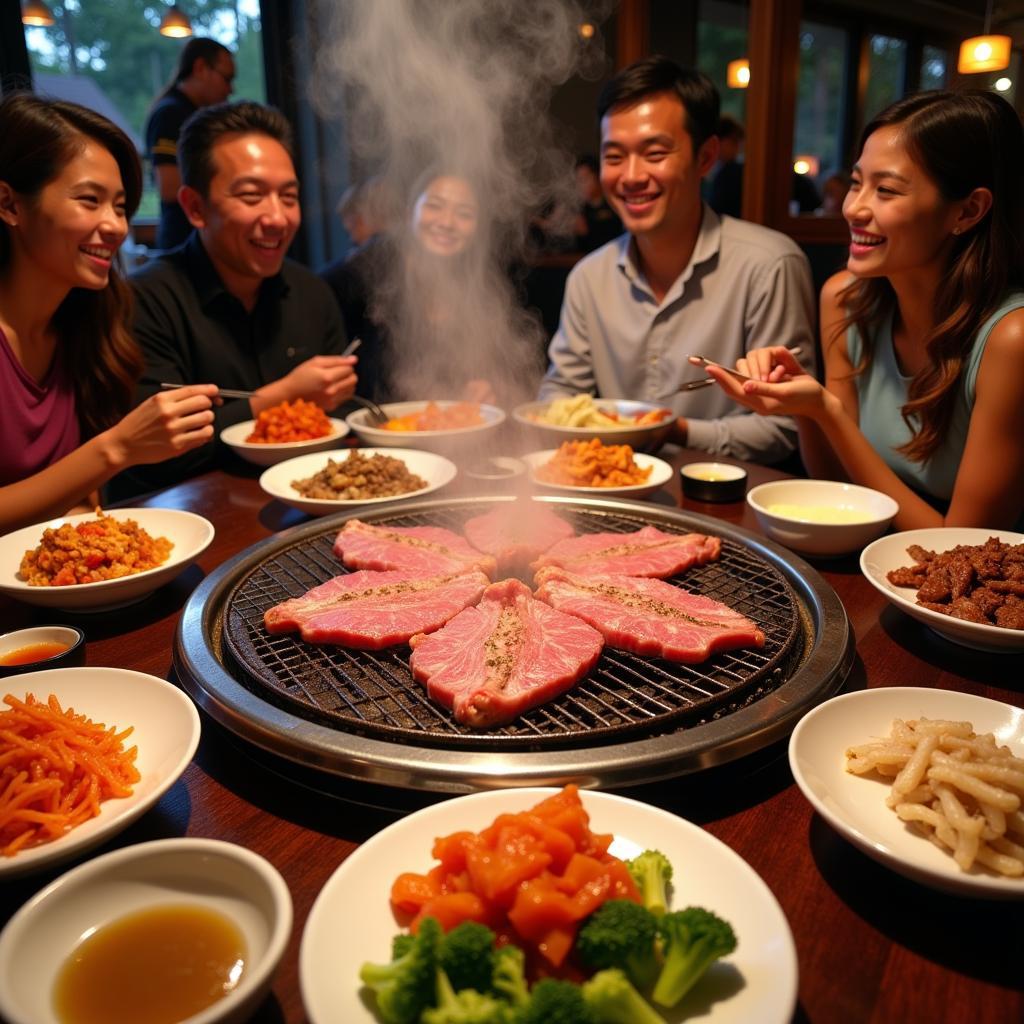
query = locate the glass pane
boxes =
[24,1,265,225]
[794,20,848,214]
[697,0,748,123]
[920,45,948,91]
[864,34,907,122]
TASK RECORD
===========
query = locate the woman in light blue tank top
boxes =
[703,90,1024,531]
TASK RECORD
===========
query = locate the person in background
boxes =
[0,94,215,533]
[539,56,815,463]
[572,155,623,252]
[336,175,393,253]
[145,37,235,251]
[706,91,1024,530]
[707,113,744,218]
[121,101,356,494]
[820,171,851,215]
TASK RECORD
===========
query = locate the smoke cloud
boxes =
[313,0,610,404]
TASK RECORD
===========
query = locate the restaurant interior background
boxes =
[2,0,1023,300]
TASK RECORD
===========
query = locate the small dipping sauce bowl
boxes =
[0,625,85,678]
[463,456,526,484]
[680,462,748,502]
[0,838,292,1024]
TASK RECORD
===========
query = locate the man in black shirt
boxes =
[122,102,357,492]
[145,38,235,250]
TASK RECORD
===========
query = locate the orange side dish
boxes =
[383,401,484,432]
[0,693,140,857]
[389,785,640,968]
[535,439,653,488]
[246,398,333,443]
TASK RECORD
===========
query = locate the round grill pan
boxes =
[174,495,853,791]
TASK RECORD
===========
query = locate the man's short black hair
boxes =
[178,100,294,197]
[597,55,720,151]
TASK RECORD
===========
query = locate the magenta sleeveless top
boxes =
[0,326,80,487]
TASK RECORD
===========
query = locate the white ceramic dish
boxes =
[747,479,898,557]
[0,667,200,879]
[258,447,457,517]
[513,397,674,453]
[346,401,505,453]
[220,417,349,467]
[0,838,292,1024]
[300,788,797,1024]
[0,508,214,612]
[789,687,1024,898]
[860,528,1024,652]
[522,448,673,499]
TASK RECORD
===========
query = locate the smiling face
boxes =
[2,139,128,292]
[843,125,961,280]
[412,176,478,257]
[600,91,715,242]
[184,132,300,295]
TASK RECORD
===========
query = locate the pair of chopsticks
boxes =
[160,338,363,399]
[680,346,803,391]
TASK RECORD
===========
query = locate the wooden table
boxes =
[2,451,1020,1024]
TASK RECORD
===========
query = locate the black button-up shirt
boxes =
[121,232,348,491]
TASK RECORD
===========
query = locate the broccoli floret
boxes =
[575,899,660,991]
[491,944,529,1008]
[626,850,673,917]
[651,907,737,1009]
[439,921,498,994]
[392,932,416,959]
[581,968,666,1024]
[421,968,515,1024]
[359,916,442,1024]
[517,978,595,1024]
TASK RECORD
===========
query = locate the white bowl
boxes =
[0,838,292,1024]
[0,508,215,611]
[860,527,1024,652]
[0,667,200,879]
[522,449,673,499]
[789,687,1024,898]
[513,398,674,453]
[747,479,898,556]
[220,418,349,466]
[345,401,505,453]
[258,447,457,517]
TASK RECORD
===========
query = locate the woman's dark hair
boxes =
[597,55,720,152]
[155,37,232,102]
[0,93,143,439]
[178,101,294,198]
[836,90,1024,464]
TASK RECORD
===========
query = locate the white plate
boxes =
[522,449,673,499]
[220,418,349,467]
[513,398,674,453]
[0,508,215,611]
[789,687,1024,898]
[860,528,1024,652]
[0,667,200,879]
[299,788,797,1024]
[258,448,457,517]
[345,401,505,453]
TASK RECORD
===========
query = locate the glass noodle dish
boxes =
[531,394,670,429]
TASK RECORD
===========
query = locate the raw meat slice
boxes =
[534,566,763,663]
[409,578,604,727]
[463,502,575,573]
[333,519,497,577]
[264,567,489,649]
[531,525,720,579]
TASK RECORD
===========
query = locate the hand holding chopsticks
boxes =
[680,346,804,391]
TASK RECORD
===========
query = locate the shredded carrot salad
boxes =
[246,399,333,443]
[0,693,140,857]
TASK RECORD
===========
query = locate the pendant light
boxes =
[159,4,193,39]
[21,1,56,26]
[727,59,750,88]
[958,0,1011,74]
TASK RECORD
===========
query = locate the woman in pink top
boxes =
[0,94,216,532]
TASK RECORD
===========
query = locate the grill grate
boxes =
[222,503,804,749]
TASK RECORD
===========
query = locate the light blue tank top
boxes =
[847,292,1024,502]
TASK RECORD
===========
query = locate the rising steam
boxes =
[313,0,609,404]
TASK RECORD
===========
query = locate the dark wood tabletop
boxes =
[2,447,1021,1024]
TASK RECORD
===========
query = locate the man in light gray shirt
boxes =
[540,57,815,463]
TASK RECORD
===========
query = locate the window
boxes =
[23,1,265,223]
[697,0,748,123]
[795,21,849,183]
[863,34,907,122]
[920,44,948,91]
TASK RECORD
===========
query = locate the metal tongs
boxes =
[681,347,803,391]
[348,394,388,425]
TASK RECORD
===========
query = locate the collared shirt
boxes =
[123,233,348,490]
[144,86,196,250]
[539,205,816,463]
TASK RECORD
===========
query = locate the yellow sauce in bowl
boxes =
[766,503,872,524]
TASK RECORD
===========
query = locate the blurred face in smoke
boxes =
[412,175,479,257]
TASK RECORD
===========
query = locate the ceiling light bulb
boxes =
[159,4,193,38]
[21,0,55,26]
